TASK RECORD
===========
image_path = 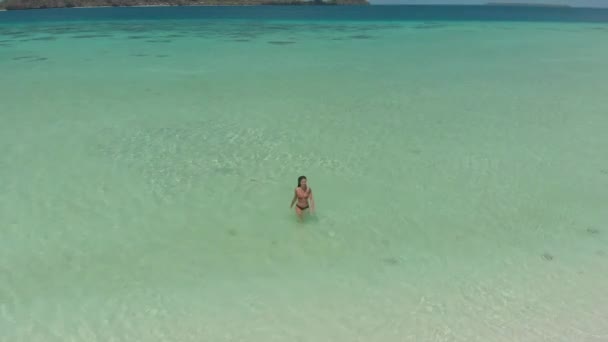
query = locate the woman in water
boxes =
[290,175,315,221]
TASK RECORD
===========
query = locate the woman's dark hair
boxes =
[297,176,307,187]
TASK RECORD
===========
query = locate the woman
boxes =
[290,175,315,221]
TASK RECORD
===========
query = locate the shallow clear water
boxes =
[1,6,608,342]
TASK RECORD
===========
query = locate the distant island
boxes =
[485,2,570,7]
[0,0,369,10]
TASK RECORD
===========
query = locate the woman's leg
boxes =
[295,206,304,221]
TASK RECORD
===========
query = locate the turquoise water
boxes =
[1,7,608,341]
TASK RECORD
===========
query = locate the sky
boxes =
[369,0,608,7]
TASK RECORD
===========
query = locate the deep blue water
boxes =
[1,5,608,24]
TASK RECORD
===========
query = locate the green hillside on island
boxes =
[0,0,369,10]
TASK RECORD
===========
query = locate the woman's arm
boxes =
[309,188,315,213]
[290,189,297,208]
